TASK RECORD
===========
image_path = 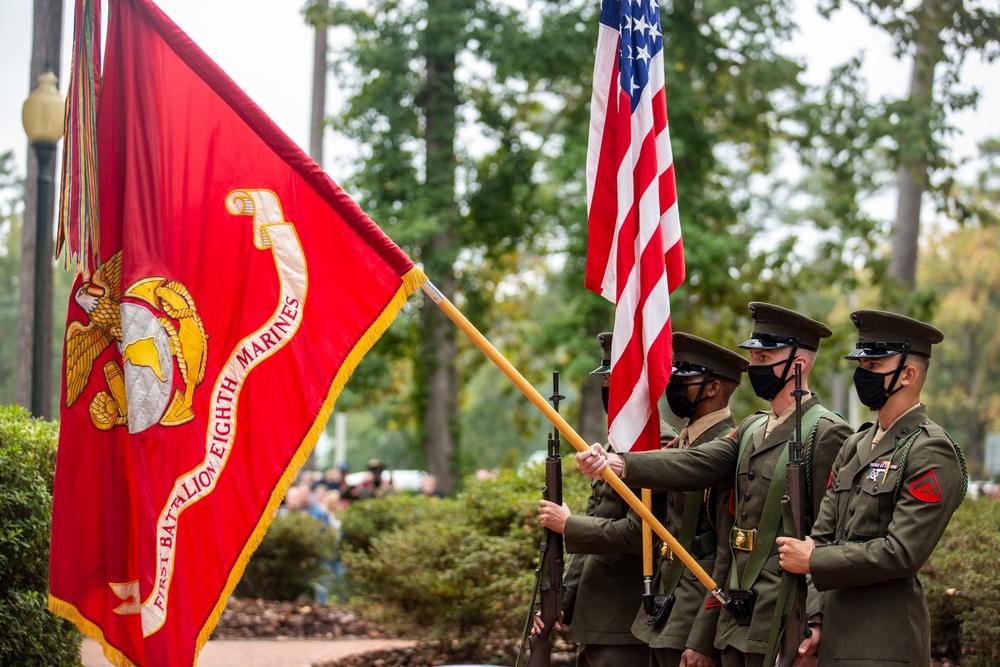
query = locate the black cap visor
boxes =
[845,340,911,360]
[738,332,799,350]
[671,361,712,378]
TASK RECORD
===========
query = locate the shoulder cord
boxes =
[891,428,969,507]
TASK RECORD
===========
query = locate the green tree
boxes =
[310,0,842,479]
[919,225,1000,476]
[818,0,1000,298]
[500,0,812,437]
[910,137,1000,474]
[310,0,581,489]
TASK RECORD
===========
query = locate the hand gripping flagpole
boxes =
[422,281,728,606]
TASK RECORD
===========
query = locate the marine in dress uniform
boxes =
[776,310,968,667]
[538,332,652,667]
[576,304,854,667]
[630,333,747,667]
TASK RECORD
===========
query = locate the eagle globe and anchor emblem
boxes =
[64,249,209,433]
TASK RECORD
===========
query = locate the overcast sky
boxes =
[1,0,997,199]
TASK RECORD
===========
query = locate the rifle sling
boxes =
[730,405,828,592]
[762,498,805,667]
[663,488,704,595]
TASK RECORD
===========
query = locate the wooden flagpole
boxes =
[422,281,727,604]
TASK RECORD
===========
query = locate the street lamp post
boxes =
[22,70,64,419]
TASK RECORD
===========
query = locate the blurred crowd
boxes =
[276,458,499,603]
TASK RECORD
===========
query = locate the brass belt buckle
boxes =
[660,543,673,560]
[731,526,755,552]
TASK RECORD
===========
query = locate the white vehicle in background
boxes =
[343,469,427,493]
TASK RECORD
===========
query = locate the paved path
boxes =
[81,637,418,667]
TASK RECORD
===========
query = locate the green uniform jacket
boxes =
[809,405,964,666]
[562,444,648,646]
[620,394,851,655]
[629,414,736,657]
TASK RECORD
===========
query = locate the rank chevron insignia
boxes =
[909,469,942,503]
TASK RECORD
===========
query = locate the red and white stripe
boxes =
[584,15,685,453]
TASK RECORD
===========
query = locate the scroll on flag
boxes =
[584,0,685,453]
[48,0,425,665]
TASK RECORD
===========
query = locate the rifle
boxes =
[776,361,812,666]
[525,372,566,667]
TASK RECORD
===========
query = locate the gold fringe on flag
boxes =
[194,266,427,656]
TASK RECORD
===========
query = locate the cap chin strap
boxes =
[689,378,711,414]
[879,350,910,408]
[775,343,800,395]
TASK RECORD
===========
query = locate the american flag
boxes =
[584,0,684,453]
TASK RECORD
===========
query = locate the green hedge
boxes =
[234,510,337,601]
[0,405,81,666]
[339,460,591,662]
[925,497,1000,666]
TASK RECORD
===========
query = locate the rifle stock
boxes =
[778,362,811,666]
[526,372,565,667]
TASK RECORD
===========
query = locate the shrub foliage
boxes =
[340,461,590,662]
[0,405,81,665]
[234,510,336,601]
[924,498,1000,666]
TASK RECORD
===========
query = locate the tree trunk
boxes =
[309,0,328,165]
[17,0,63,417]
[965,328,984,474]
[418,0,464,492]
[888,1,944,290]
[301,0,329,473]
[420,272,458,492]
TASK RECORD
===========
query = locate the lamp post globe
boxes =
[23,71,65,144]
[22,69,64,419]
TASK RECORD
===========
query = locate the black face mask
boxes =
[747,357,794,401]
[853,360,907,410]
[601,386,610,414]
[665,379,709,420]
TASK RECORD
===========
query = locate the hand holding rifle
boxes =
[773,361,820,665]
[523,372,566,667]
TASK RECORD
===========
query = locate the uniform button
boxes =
[872,485,879,493]
[843,528,849,537]
[744,491,751,501]
[665,518,671,526]
[595,498,602,505]
[740,512,747,521]
[748,471,756,480]
[855,485,861,494]
[849,507,855,516]
[668,497,674,507]
[835,481,840,489]
[901,427,909,435]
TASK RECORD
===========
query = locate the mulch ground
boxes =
[212,598,387,640]
[211,599,957,667]
[212,598,575,667]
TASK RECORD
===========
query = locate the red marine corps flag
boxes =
[584,0,684,453]
[48,1,425,665]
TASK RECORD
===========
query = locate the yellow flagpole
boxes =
[422,281,726,604]
[642,487,654,575]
